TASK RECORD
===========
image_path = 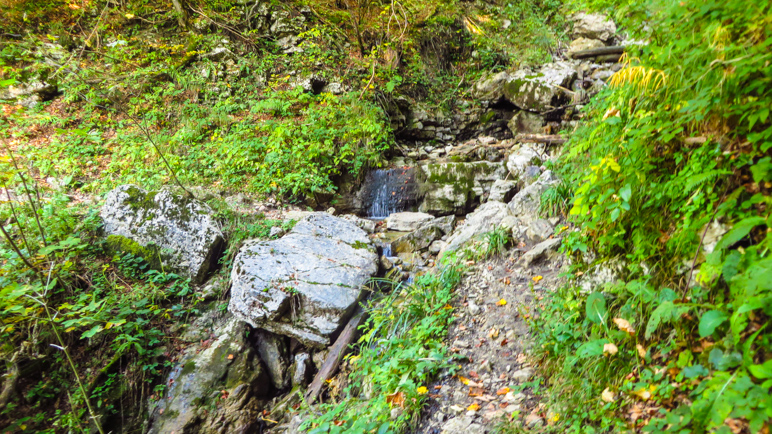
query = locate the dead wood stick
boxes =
[516,134,567,145]
[305,307,367,403]
[570,45,625,59]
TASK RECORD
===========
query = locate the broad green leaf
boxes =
[576,339,611,358]
[645,301,674,339]
[585,292,607,324]
[715,217,766,251]
[749,360,772,379]
[698,310,728,338]
[81,324,103,339]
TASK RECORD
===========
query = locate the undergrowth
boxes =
[523,0,772,432]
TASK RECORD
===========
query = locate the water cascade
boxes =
[361,167,420,219]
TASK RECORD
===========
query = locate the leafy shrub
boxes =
[529,0,772,431]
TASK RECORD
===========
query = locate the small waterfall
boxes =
[362,168,419,219]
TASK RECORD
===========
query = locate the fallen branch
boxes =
[305,307,366,403]
[570,45,625,59]
[515,134,567,145]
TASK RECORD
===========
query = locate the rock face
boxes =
[508,111,544,135]
[391,215,455,254]
[488,180,518,203]
[508,171,559,225]
[506,145,543,182]
[229,213,378,348]
[100,185,224,283]
[503,62,577,113]
[386,212,435,231]
[568,37,606,57]
[472,71,511,103]
[442,201,512,254]
[571,12,617,42]
[419,162,508,215]
[147,318,270,434]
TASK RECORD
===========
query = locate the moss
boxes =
[181,361,197,376]
[351,240,369,250]
[479,110,496,125]
[105,235,162,269]
[123,185,158,212]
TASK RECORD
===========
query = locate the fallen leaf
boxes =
[468,387,484,397]
[532,275,543,282]
[496,299,507,306]
[636,344,647,358]
[496,387,510,395]
[458,376,470,385]
[468,371,479,379]
[227,354,234,360]
[601,388,616,402]
[467,403,480,411]
[434,385,442,390]
[386,391,406,408]
[333,420,345,426]
[603,343,618,356]
[488,328,499,338]
[500,338,508,346]
[613,318,635,334]
[631,385,655,401]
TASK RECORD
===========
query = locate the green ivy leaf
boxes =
[646,301,674,339]
[585,292,607,324]
[715,217,766,251]
[699,310,728,338]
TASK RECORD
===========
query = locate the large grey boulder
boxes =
[488,180,518,203]
[419,162,508,215]
[521,238,562,266]
[571,13,616,42]
[101,185,224,283]
[503,62,577,112]
[441,201,513,255]
[472,71,511,102]
[255,329,289,390]
[147,318,270,434]
[386,212,435,231]
[229,213,378,348]
[391,215,455,254]
[568,37,605,58]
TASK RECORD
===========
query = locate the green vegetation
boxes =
[303,254,465,433]
[524,0,772,432]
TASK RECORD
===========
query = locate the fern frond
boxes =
[682,169,731,191]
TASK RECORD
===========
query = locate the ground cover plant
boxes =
[523,0,772,431]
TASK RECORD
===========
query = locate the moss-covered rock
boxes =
[418,161,507,215]
[101,184,225,283]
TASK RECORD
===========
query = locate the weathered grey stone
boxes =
[508,111,544,135]
[442,201,513,254]
[391,224,444,254]
[147,319,269,434]
[571,12,617,42]
[341,214,376,233]
[429,240,446,254]
[506,145,542,182]
[525,219,555,242]
[472,70,510,102]
[101,185,224,283]
[488,180,518,203]
[291,353,312,387]
[524,166,543,185]
[419,162,508,215]
[270,226,286,238]
[229,213,378,348]
[521,238,562,266]
[386,212,435,231]
[441,416,484,434]
[568,37,605,58]
[508,171,559,224]
[255,329,289,389]
[503,62,577,112]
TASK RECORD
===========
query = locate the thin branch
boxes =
[4,148,47,246]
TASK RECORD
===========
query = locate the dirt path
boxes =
[416,239,568,433]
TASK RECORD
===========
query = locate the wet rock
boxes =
[521,238,562,266]
[488,180,518,203]
[380,255,394,271]
[386,212,435,231]
[101,185,224,283]
[442,202,513,254]
[147,319,269,434]
[391,224,444,254]
[419,162,508,215]
[255,329,289,389]
[229,213,378,348]
[571,12,617,42]
[506,145,542,183]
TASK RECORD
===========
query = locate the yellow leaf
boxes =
[417,386,428,395]
[458,376,470,385]
[65,327,76,332]
[613,318,635,334]
[636,344,647,358]
[532,275,543,283]
[488,328,499,338]
[496,299,507,306]
[603,343,618,356]
[607,159,621,173]
[496,387,510,395]
[601,388,616,402]
[467,403,480,411]
[125,13,135,19]
[631,385,655,400]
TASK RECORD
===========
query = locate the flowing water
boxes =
[362,168,419,219]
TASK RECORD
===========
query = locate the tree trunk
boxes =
[171,0,189,29]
